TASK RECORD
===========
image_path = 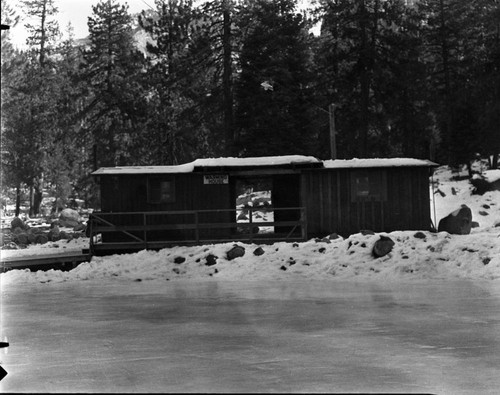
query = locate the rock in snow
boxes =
[372,236,395,258]
[438,205,472,235]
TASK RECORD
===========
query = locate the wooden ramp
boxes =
[1,250,91,272]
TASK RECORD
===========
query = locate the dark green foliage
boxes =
[417,0,500,166]
[234,0,317,157]
[20,0,60,67]
[2,0,499,215]
[81,0,147,168]
[139,0,210,164]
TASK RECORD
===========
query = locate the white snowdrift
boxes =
[2,228,499,285]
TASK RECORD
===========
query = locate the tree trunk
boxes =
[33,185,43,215]
[15,184,21,217]
[222,0,234,156]
[39,0,47,67]
[358,0,370,158]
[492,153,499,169]
[29,184,34,217]
[438,0,453,165]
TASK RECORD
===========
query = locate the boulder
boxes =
[27,232,36,244]
[2,242,19,250]
[253,247,265,256]
[59,208,80,228]
[227,245,245,261]
[470,177,491,195]
[237,212,248,221]
[48,226,61,241]
[437,205,472,235]
[174,256,186,264]
[413,231,426,239]
[13,227,25,235]
[73,223,86,232]
[34,233,49,244]
[15,232,29,245]
[360,229,375,236]
[372,236,395,258]
[11,217,26,231]
[59,231,73,240]
[205,254,218,266]
[28,227,43,235]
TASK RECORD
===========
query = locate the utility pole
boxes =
[329,103,337,160]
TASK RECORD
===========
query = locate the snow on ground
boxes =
[1,164,499,285]
[430,165,500,229]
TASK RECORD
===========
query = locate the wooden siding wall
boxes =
[302,167,431,237]
[99,173,232,241]
[100,174,231,212]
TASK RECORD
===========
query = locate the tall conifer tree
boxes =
[81,0,146,169]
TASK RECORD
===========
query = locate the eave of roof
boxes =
[91,155,322,175]
[322,158,439,169]
[92,156,439,176]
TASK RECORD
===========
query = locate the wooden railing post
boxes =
[195,211,200,243]
[249,207,253,243]
[89,214,94,254]
[89,206,308,252]
[143,213,147,247]
[301,208,307,240]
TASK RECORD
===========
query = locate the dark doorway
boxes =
[273,174,301,235]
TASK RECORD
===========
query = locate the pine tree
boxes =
[21,0,60,67]
[5,0,62,215]
[193,0,238,156]
[139,0,210,164]
[314,0,439,159]
[234,0,317,157]
[81,0,147,169]
[1,0,20,62]
[417,0,494,167]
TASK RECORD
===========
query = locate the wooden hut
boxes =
[89,155,437,254]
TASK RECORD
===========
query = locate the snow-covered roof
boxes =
[92,163,195,175]
[92,156,437,175]
[322,158,438,169]
[92,155,322,175]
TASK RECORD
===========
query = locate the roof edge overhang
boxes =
[91,155,322,176]
[321,158,439,170]
[91,157,439,176]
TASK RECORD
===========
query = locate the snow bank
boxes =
[431,166,500,229]
[2,229,499,286]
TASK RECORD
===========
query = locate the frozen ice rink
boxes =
[1,279,499,393]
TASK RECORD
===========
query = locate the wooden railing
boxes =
[88,207,307,253]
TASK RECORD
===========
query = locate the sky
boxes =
[8,0,315,49]
[9,0,181,48]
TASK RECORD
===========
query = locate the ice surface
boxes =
[1,280,499,393]
[1,163,500,393]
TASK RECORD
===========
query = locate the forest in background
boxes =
[1,0,499,216]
